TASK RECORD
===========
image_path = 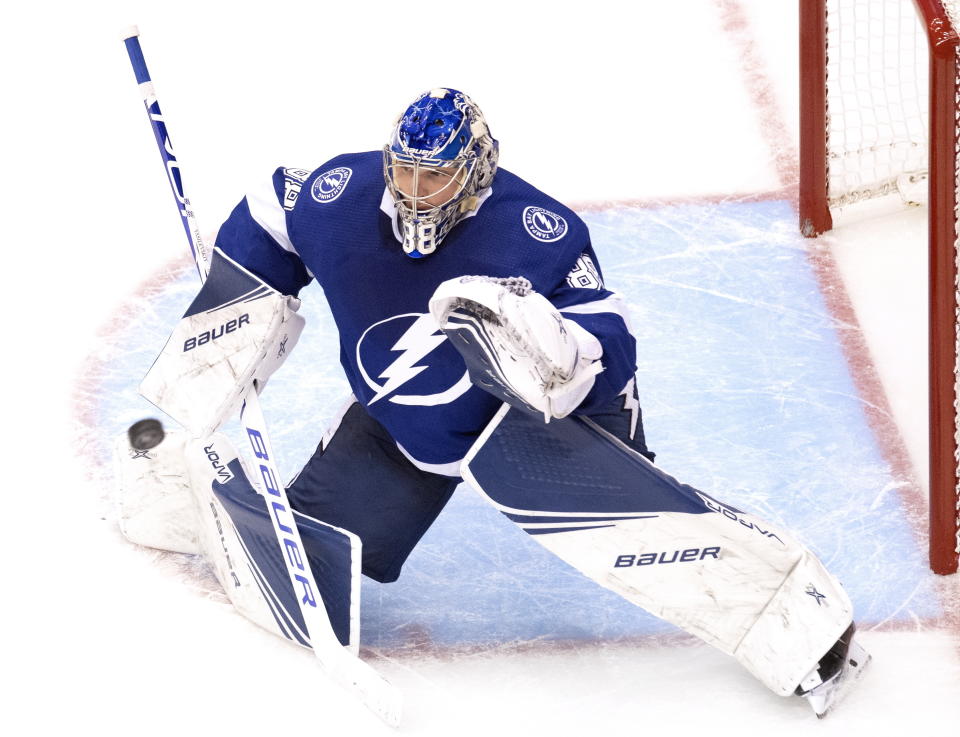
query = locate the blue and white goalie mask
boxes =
[384,88,499,257]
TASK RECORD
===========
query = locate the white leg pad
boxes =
[185,434,311,646]
[527,508,851,696]
[733,549,853,695]
[463,407,857,697]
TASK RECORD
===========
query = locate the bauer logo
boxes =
[311,167,352,203]
[522,206,568,242]
[183,314,250,352]
[614,547,721,568]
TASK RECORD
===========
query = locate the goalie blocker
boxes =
[140,248,305,439]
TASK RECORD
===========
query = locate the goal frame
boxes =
[798,0,960,574]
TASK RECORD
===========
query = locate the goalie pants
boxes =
[286,387,654,583]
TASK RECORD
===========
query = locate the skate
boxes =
[795,623,871,717]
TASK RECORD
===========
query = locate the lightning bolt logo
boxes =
[368,314,447,405]
[534,211,556,233]
[522,206,568,242]
[356,312,472,407]
[310,167,353,203]
[619,377,640,440]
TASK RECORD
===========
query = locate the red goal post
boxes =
[799,0,960,574]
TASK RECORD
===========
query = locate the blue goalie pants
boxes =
[285,387,655,584]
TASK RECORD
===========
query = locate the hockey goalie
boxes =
[119,87,869,718]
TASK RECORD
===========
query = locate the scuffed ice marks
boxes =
[584,200,936,627]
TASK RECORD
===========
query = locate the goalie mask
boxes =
[383,88,499,258]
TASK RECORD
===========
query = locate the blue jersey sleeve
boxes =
[214,167,314,296]
[547,244,637,413]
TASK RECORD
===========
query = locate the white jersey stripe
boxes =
[246,178,315,278]
[559,292,633,330]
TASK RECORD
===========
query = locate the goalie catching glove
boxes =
[429,275,603,421]
[140,249,305,438]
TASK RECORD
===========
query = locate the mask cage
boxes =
[383,148,480,256]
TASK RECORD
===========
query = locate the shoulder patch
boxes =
[311,167,353,204]
[281,167,311,211]
[522,206,568,242]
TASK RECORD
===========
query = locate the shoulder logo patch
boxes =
[522,206,568,242]
[311,167,353,203]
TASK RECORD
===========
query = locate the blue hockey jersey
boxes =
[215,151,637,474]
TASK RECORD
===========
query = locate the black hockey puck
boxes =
[128,418,165,450]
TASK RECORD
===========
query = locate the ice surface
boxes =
[87,200,944,652]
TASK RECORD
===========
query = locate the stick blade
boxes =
[330,654,403,727]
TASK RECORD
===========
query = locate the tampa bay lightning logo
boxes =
[311,167,352,203]
[356,313,472,406]
[522,206,568,242]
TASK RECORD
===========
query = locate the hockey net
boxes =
[799,0,960,574]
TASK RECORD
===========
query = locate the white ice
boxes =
[4,1,959,735]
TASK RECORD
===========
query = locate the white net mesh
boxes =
[824,0,960,561]
[825,0,929,207]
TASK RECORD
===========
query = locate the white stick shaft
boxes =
[241,392,402,724]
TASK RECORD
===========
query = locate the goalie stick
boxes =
[121,26,402,727]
